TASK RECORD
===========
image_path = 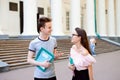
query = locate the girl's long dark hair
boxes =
[75,27,91,54]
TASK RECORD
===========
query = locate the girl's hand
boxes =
[68,63,75,71]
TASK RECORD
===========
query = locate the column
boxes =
[116,0,120,36]
[50,0,64,36]
[86,0,95,36]
[0,0,3,34]
[98,0,107,36]
[22,0,38,35]
[0,0,9,35]
[108,0,115,36]
[70,0,81,33]
[0,27,3,35]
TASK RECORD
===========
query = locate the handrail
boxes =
[94,0,101,39]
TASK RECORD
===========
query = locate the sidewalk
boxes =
[0,50,120,80]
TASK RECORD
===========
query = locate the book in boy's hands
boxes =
[35,47,54,72]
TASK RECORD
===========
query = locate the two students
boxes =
[27,17,96,80]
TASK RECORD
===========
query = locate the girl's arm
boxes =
[88,65,94,80]
[68,63,75,71]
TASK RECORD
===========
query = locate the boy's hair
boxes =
[37,17,51,33]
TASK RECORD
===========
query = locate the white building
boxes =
[0,0,120,37]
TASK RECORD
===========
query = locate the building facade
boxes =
[0,0,120,37]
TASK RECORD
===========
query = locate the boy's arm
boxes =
[27,51,51,68]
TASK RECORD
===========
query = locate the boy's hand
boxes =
[55,53,64,58]
[58,53,64,57]
[40,60,51,68]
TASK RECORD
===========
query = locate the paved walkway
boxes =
[0,50,120,80]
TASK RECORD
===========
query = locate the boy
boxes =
[27,17,63,80]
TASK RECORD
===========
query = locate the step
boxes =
[6,59,27,64]
[0,54,27,59]
[0,50,27,53]
[1,56,27,62]
[0,52,27,56]
[9,62,30,70]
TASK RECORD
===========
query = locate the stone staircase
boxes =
[0,38,120,71]
[95,39,120,54]
[0,40,30,70]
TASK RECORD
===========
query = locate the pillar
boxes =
[50,0,64,36]
[108,0,115,36]
[116,0,120,36]
[22,0,38,35]
[98,0,107,36]
[86,0,95,36]
[70,0,81,33]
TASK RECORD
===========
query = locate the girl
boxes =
[68,27,96,80]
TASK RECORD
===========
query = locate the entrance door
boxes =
[19,1,23,34]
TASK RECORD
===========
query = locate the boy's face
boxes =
[41,22,52,35]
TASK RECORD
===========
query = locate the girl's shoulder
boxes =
[81,48,89,56]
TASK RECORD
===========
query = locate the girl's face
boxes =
[41,22,52,35]
[71,30,81,44]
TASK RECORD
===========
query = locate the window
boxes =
[66,11,70,30]
[38,7,44,15]
[9,2,18,11]
[47,7,51,18]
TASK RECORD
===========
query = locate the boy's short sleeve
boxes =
[28,41,35,52]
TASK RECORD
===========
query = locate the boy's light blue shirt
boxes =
[28,36,57,78]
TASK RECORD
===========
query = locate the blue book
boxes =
[35,47,54,72]
[69,57,74,65]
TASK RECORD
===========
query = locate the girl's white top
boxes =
[70,48,96,71]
